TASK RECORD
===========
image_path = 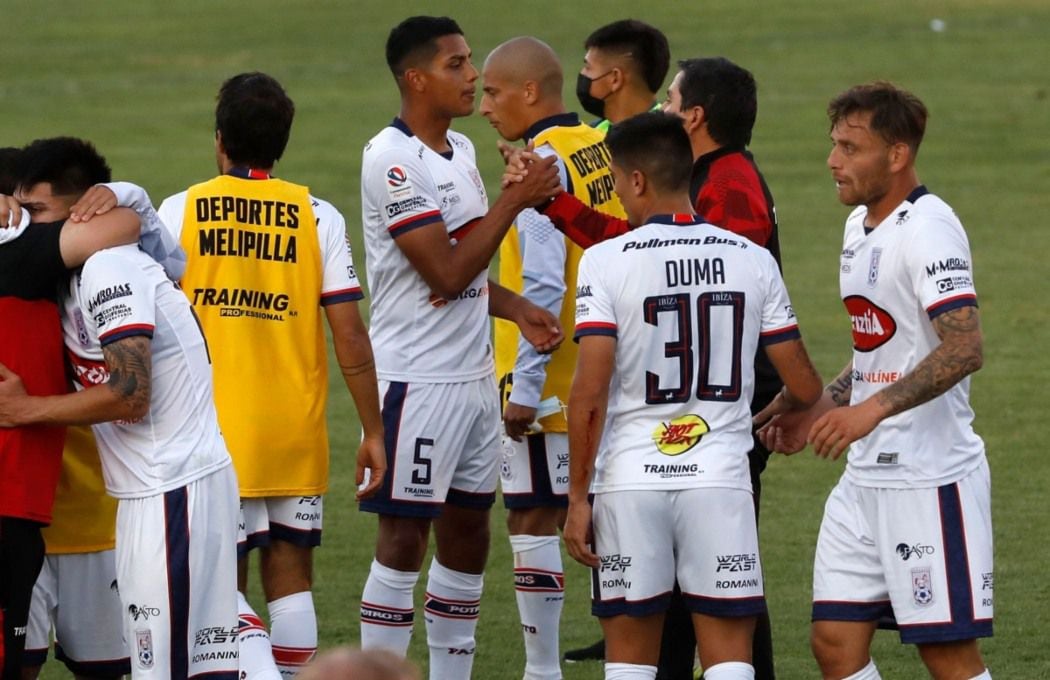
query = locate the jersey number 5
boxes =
[643,291,744,404]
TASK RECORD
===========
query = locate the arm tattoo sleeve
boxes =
[826,363,853,407]
[102,335,152,414]
[875,305,982,417]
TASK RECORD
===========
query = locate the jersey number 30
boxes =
[643,291,744,404]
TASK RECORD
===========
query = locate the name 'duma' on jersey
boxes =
[844,295,897,352]
[195,196,300,263]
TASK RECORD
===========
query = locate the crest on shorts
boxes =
[911,567,934,606]
[136,629,155,669]
[652,414,709,456]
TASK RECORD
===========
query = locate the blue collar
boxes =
[523,113,581,143]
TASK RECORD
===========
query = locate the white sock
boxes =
[510,534,564,680]
[703,661,755,680]
[236,591,282,680]
[604,662,657,679]
[267,591,317,678]
[967,671,991,680]
[842,659,882,680]
[424,559,483,680]
[360,558,419,655]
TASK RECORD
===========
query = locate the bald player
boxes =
[481,37,626,680]
[296,647,419,680]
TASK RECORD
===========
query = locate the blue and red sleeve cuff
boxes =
[574,322,617,343]
[927,294,977,320]
[388,210,442,239]
[99,324,155,346]
[321,286,365,306]
[758,325,801,346]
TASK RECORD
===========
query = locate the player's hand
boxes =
[514,302,563,354]
[564,499,598,568]
[0,195,27,230]
[503,401,538,442]
[500,153,561,209]
[0,362,30,428]
[755,391,833,455]
[69,185,118,222]
[354,433,387,500]
[808,400,882,460]
[498,140,539,187]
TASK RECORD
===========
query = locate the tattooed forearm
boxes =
[875,305,982,418]
[102,335,152,416]
[826,363,853,407]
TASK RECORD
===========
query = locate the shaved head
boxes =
[484,36,562,99]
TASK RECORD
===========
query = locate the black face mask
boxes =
[576,71,612,119]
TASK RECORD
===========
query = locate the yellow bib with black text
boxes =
[179,176,328,496]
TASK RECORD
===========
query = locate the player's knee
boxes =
[916,639,986,679]
[810,624,856,676]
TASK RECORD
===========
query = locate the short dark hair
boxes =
[216,72,295,168]
[828,81,928,153]
[386,16,463,77]
[16,137,111,196]
[584,19,669,94]
[676,57,757,148]
[606,111,692,194]
[0,147,21,195]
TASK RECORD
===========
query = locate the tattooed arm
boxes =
[0,335,152,427]
[808,305,983,459]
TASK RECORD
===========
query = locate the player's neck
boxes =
[399,106,453,154]
[604,91,657,125]
[639,195,696,224]
[865,169,921,228]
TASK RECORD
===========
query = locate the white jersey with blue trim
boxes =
[360,118,493,383]
[62,245,231,499]
[839,186,984,488]
[574,215,800,492]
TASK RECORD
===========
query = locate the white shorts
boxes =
[591,488,765,618]
[24,550,130,676]
[238,495,323,557]
[116,466,240,679]
[500,433,569,509]
[360,378,501,518]
[812,460,994,644]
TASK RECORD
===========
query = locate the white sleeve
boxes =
[312,196,364,305]
[80,251,156,346]
[157,191,188,241]
[105,182,186,281]
[363,148,442,240]
[507,207,567,408]
[758,249,801,346]
[907,214,978,320]
[573,247,617,342]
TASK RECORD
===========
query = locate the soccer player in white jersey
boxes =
[757,83,992,680]
[357,15,562,680]
[565,112,823,680]
[0,171,240,677]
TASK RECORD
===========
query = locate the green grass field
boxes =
[6,0,1049,677]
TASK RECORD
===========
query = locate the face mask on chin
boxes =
[576,71,613,119]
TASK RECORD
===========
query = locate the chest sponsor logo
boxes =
[651,414,709,456]
[841,247,855,273]
[843,295,896,352]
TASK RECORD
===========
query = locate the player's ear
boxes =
[402,67,427,93]
[608,67,625,94]
[684,105,705,135]
[523,80,538,105]
[888,141,911,173]
[630,168,646,197]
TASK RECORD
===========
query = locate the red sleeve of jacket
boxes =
[540,192,630,249]
[695,156,774,247]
